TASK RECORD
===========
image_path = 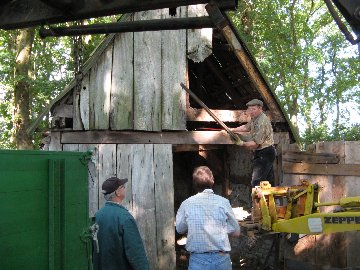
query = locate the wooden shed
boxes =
[32,4,297,269]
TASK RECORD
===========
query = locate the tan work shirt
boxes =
[244,112,274,150]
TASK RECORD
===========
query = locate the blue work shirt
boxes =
[175,189,240,253]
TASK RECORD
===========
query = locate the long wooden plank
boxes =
[134,10,162,131]
[49,132,62,151]
[131,144,157,269]
[116,144,133,211]
[62,144,79,152]
[154,144,175,269]
[61,130,289,145]
[161,7,187,130]
[79,73,90,130]
[282,151,339,164]
[90,46,113,130]
[283,161,360,176]
[110,28,134,130]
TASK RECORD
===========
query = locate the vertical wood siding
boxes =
[79,73,90,130]
[110,31,134,130]
[154,144,176,269]
[63,143,175,269]
[73,6,213,132]
[98,144,117,207]
[90,47,113,130]
[134,10,162,131]
[161,7,187,130]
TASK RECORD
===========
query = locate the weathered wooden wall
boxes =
[281,141,360,269]
[68,5,214,133]
[52,140,175,270]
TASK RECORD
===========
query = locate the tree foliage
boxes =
[231,0,360,146]
[0,16,117,149]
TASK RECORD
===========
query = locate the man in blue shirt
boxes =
[176,166,240,270]
[93,177,149,270]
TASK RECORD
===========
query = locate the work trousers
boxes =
[188,252,232,270]
[251,145,276,187]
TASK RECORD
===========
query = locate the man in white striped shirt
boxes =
[176,166,240,270]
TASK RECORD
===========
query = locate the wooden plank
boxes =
[62,144,79,152]
[283,161,360,176]
[131,144,157,270]
[49,131,62,151]
[110,28,134,130]
[154,144,175,269]
[173,144,224,152]
[282,151,339,164]
[98,144,116,208]
[116,144,134,211]
[73,88,83,130]
[161,7,187,130]
[79,144,99,217]
[52,104,73,118]
[134,10,162,131]
[90,46,113,130]
[79,73,90,130]
[187,108,285,123]
[187,4,212,62]
[61,130,290,145]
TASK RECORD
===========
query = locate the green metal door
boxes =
[0,150,90,270]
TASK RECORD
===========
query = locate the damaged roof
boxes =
[27,8,298,143]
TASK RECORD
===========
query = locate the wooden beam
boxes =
[282,151,339,164]
[283,161,360,176]
[52,104,73,118]
[173,144,224,152]
[39,17,214,37]
[0,0,237,30]
[186,108,285,122]
[60,130,290,145]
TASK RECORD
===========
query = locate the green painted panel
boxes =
[0,150,90,270]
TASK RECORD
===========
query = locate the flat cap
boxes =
[246,99,263,107]
[102,177,128,195]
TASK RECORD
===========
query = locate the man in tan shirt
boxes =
[231,99,276,187]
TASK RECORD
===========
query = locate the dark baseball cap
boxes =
[102,177,128,194]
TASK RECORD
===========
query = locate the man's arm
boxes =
[123,217,149,270]
[175,204,188,234]
[231,124,249,133]
[225,201,241,237]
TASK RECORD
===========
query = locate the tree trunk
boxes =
[14,28,35,150]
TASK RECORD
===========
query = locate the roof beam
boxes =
[0,0,237,30]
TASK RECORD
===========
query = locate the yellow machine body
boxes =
[243,181,360,234]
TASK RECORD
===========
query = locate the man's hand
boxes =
[232,134,244,146]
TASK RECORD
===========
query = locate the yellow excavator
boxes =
[241,180,360,235]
